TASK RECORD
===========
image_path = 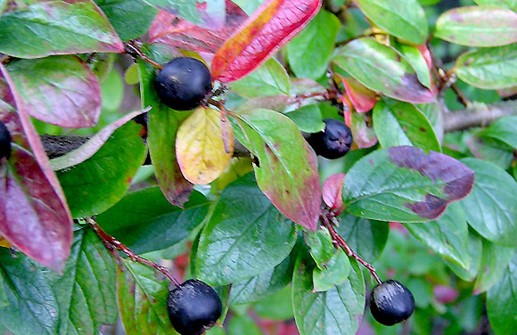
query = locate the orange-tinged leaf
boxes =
[211,0,322,83]
[176,108,234,184]
[341,77,377,113]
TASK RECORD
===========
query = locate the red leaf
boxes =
[322,173,345,215]
[149,1,247,54]
[0,64,72,271]
[341,77,377,113]
[0,64,69,210]
[417,44,433,70]
[0,103,72,272]
[211,0,322,83]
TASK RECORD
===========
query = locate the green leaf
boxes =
[306,228,340,269]
[372,100,441,152]
[0,250,59,335]
[355,0,428,44]
[305,228,351,292]
[0,0,123,58]
[474,239,515,294]
[228,314,262,335]
[232,109,321,230]
[50,109,146,170]
[100,67,124,111]
[196,174,297,286]
[467,134,514,169]
[229,255,294,305]
[398,44,432,88]
[57,121,147,218]
[117,260,178,335]
[435,6,517,47]
[95,0,158,41]
[333,38,435,103]
[406,203,470,270]
[231,58,290,98]
[336,215,389,263]
[474,0,517,11]
[487,253,517,335]
[0,227,117,335]
[253,286,294,320]
[138,58,193,207]
[287,10,340,80]
[6,56,101,128]
[292,255,365,335]
[445,231,483,282]
[455,44,517,90]
[286,104,325,133]
[460,158,517,246]
[478,115,517,148]
[97,187,210,254]
[53,228,117,335]
[343,146,475,222]
[312,251,351,292]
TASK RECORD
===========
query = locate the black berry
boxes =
[307,119,353,159]
[370,280,415,326]
[167,279,222,335]
[0,120,12,160]
[154,57,212,111]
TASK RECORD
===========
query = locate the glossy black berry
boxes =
[0,120,12,160]
[370,280,415,326]
[167,279,222,335]
[154,57,212,111]
[307,119,353,159]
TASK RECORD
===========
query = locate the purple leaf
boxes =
[6,56,101,128]
[343,146,475,222]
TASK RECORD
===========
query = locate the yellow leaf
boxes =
[0,236,11,248]
[176,108,234,184]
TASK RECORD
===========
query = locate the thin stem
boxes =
[289,91,331,108]
[321,210,382,285]
[86,217,181,286]
[124,41,163,70]
[429,46,469,107]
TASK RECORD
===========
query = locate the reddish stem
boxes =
[321,210,382,285]
[87,217,181,286]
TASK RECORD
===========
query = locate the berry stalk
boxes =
[320,209,382,285]
[87,217,181,286]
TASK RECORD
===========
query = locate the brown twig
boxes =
[124,41,163,70]
[289,91,331,108]
[443,100,517,132]
[429,46,469,107]
[320,209,382,285]
[86,217,181,286]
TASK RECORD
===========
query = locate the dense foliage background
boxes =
[0,0,516,334]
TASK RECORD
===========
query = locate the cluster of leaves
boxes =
[0,0,516,334]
